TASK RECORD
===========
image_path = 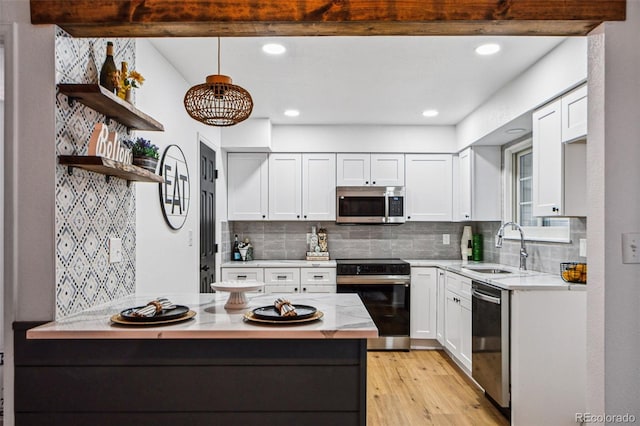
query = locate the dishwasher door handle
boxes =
[472,289,501,305]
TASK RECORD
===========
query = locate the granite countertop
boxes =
[406,260,586,291]
[27,293,378,340]
[221,260,337,268]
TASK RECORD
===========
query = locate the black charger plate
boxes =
[252,304,317,321]
[119,305,190,322]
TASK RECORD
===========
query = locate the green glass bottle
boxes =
[99,41,117,93]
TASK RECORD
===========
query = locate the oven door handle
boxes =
[472,289,501,305]
[337,276,410,285]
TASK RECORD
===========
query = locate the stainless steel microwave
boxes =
[336,186,405,224]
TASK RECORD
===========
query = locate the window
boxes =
[503,139,570,242]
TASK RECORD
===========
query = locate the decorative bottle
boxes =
[461,226,472,262]
[309,226,319,253]
[118,61,128,100]
[232,234,241,261]
[99,41,117,94]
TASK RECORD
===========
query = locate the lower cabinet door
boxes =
[460,297,472,371]
[444,290,460,354]
[436,270,446,345]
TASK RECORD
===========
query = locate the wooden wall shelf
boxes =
[57,84,164,132]
[59,155,164,184]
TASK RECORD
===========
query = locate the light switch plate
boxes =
[579,239,587,257]
[443,234,450,245]
[622,233,640,264]
[109,237,122,263]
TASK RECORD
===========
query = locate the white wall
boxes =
[271,124,457,153]
[588,3,640,419]
[135,39,222,293]
[457,37,587,150]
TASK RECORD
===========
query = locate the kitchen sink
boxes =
[463,267,513,274]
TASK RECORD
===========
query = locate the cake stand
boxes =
[210,281,265,310]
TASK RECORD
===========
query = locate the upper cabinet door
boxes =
[336,153,371,186]
[370,154,405,186]
[405,154,452,221]
[302,153,336,221]
[227,153,268,220]
[268,154,302,220]
[561,84,588,143]
[457,148,472,221]
[532,99,563,216]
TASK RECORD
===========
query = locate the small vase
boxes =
[133,155,158,173]
[125,89,132,103]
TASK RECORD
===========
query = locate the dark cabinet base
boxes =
[14,322,367,426]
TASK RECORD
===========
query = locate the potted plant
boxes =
[126,137,159,173]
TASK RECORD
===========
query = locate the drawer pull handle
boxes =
[237,275,247,280]
[313,275,324,279]
[277,275,287,279]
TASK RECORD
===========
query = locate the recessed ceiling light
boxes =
[475,43,501,56]
[262,43,286,55]
[284,109,300,117]
[506,128,526,134]
[422,109,439,118]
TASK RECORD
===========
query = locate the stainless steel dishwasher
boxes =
[471,280,510,414]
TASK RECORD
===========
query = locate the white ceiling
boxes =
[150,36,565,126]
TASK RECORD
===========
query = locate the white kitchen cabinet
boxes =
[436,269,446,345]
[532,92,587,217]
[222,266,336,294]
[337,153,404,186]
[444,271,472,372]
[410,267,437,339]
[405,154,453,221]
[227,153,269,220]
[455,147,501,221]
[268,154,302,220]
[561,84,588,143]
[269,153,336,221]
[302,154,336,221]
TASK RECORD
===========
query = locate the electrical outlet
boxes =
[443,234,450,245]
[109,237,122,263]
[579,239,587,257]
[622,233,640,264]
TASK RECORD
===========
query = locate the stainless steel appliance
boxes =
[336,186,405,224]
[472,280,510,414]
[336,258,411,350]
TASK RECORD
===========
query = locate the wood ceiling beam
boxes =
[30,0,626,37]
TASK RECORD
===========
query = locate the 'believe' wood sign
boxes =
[87,123,133,164]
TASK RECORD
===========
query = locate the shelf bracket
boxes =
[105,175,111,183]
[67,166,74,176]
[105,117,112,126]
[66,97,77,108]
[126,180,132,188]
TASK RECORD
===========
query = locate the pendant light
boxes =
[184,38,253,126]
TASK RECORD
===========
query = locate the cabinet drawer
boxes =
[221,268,264,283]
[264,268,301,285]
[459,277,472,301]
[301,284,336,293]
[300,268,336,285]
[265,284,300,294]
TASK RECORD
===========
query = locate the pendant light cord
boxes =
[217,37,221,75]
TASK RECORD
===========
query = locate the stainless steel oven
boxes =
[336,186,405,224]
[337,259,410,350]
[472,280,510,414]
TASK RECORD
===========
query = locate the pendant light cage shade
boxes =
[183,38,253,126]
[184,75,253,126]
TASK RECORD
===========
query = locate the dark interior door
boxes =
[200,142,216,293]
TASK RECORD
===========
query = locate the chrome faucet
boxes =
[495,221,528,270]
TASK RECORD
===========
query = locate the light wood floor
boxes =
[367,350,509,426]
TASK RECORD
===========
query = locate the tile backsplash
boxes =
[55,30,136,317]
[230,218,586,275]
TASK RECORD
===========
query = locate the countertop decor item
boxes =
[560,262,587,283]
[184,37,253,126]
[113,61,144,102]
[210,281,265,309]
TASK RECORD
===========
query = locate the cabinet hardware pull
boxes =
[237,275,247,280]
[313,275,323,279]
[365,181,369,184]
[303,287,307,292]
[277,275,287,279]
[372,181,376,185]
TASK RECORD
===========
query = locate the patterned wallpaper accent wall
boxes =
[55,30,136,317]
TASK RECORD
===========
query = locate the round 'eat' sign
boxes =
[158,145,190,230]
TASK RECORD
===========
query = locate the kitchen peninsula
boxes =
[16,293,377,426]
